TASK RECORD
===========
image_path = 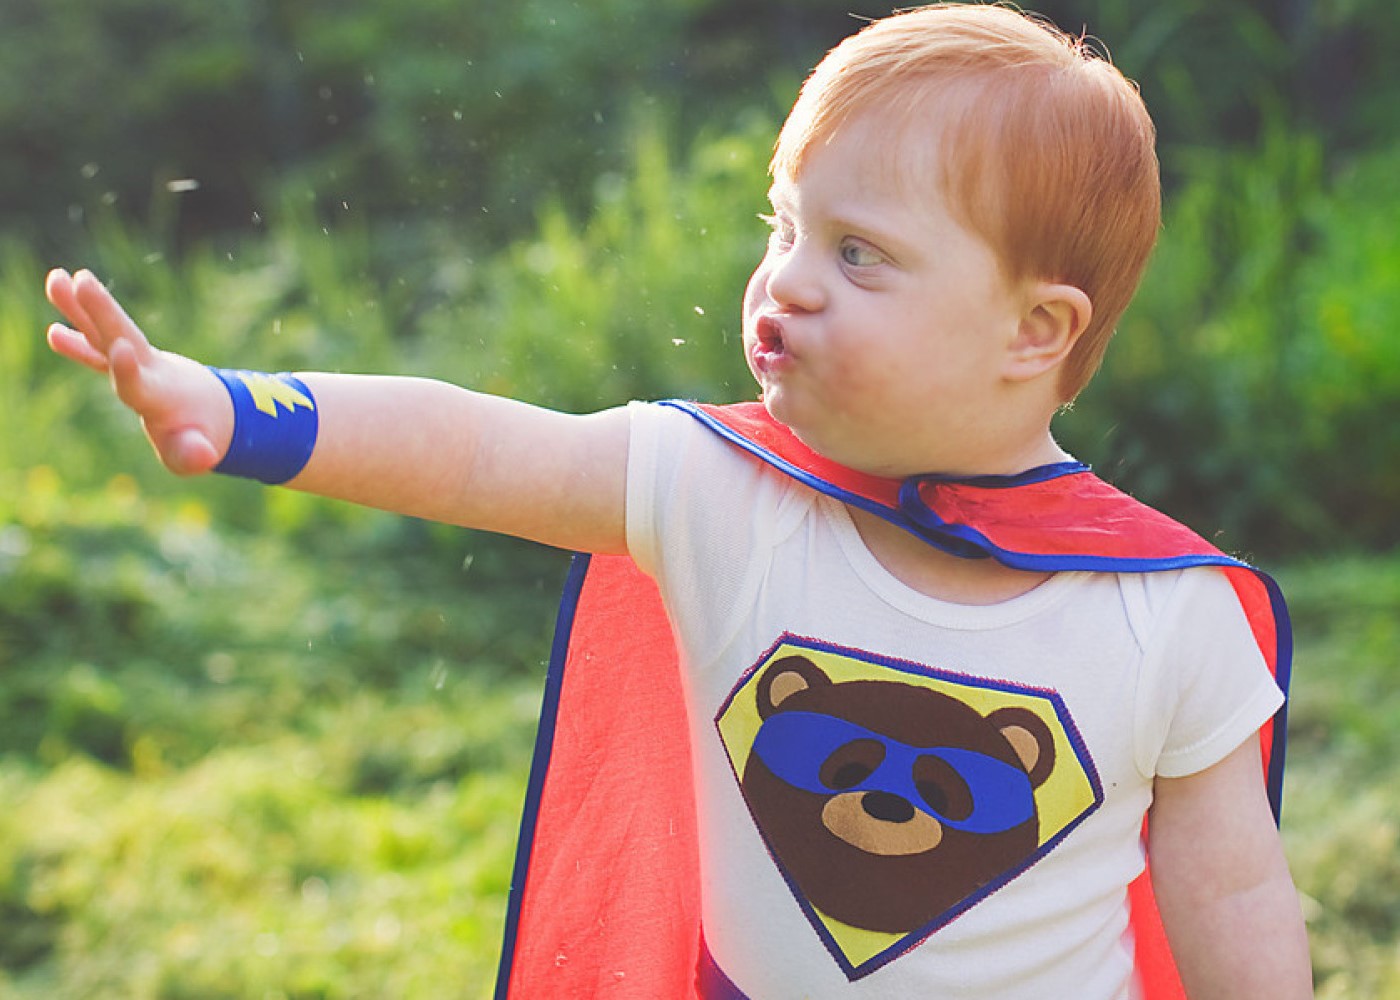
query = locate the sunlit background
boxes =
[1,0,1397,996]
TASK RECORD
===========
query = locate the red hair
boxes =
[773,4,1161,400]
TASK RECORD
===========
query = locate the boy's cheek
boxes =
[743,256,775,310]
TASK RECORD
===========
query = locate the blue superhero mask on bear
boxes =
[751,710,1036,835]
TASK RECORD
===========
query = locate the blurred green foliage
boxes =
[0,447,564,997]
[1058,128,1400,553]
[3,0,1399,994]
[1278,556,1400,998]
[7,0,1398,251]
[0,0,863,251]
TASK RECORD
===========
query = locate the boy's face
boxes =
[743,110,1033,478]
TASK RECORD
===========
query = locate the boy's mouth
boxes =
[753,315,786,359]
[749,315,791,381]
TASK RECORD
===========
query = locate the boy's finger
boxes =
[159,426,221,476]
[106,337,152,412]
[72,270,154,361]
[47,323,112,373]
[45,268,101,339]
[44,267,73,307]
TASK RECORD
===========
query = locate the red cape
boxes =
[496,401,1291,999]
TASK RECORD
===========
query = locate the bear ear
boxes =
[756,655,831,718]
[986,706,1057,788]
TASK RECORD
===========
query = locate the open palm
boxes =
[46,268,232,475]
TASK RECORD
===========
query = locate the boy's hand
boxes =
[46,268,233,475]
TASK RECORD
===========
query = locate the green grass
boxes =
[1277,557,1400,998]
[0,470,566,999]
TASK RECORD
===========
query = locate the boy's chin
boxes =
[756,390,795,429]
[759,394,833,454]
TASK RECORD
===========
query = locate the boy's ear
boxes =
[1004,282,1093,383]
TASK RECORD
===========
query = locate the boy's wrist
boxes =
[208,368,319,485]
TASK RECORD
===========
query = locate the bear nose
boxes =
[862,791,916,824]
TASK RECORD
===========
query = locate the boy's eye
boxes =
[840,239,883,268]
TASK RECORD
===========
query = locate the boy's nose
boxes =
[763,244,827,314]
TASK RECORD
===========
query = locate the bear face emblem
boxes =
[739,654,1059,936]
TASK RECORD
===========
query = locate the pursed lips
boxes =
[751,314,791,375]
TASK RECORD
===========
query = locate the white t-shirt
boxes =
[624,402,1284,1000]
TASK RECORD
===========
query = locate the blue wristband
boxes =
[209,368,319,485]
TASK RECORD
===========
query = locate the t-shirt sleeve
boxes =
[624,401,806,665]
[1135,567,1285,779]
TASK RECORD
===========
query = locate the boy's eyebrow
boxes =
[764,172,934,267]
[769,190,915,258]
[766,181,877,231]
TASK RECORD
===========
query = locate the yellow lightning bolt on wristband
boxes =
[240,371,315,417]
[209,368,319,484]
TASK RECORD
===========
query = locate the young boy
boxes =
[46,4,1311,998]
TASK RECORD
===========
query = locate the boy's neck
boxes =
[848,507,1055,605]
[912,427,1073,481]
[845,429,1073,604]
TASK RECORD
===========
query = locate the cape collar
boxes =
[667,400,1239,574]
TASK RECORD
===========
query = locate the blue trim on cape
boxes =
[493,552,593,999]
[698,935,750,999]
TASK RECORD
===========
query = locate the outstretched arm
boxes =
[1148,737,1313,998]
[46,268,629,554]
